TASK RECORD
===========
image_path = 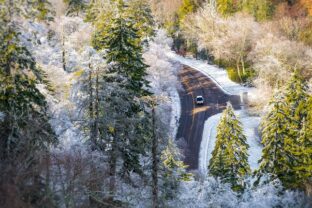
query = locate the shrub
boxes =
[299,20,312,46]
[227,67,255,84]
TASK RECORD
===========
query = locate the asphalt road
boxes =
[176,66,241,170]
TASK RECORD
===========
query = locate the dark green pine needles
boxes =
[258,71,312,189]
[208,102,250,191]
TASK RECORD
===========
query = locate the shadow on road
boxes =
[176,66,241,170]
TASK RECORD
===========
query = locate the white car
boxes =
[196,96,204,105]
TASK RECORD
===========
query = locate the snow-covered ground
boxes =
[166,51,262,174]
[170,89,181,139]
[199,110,261,175]
[166,51,259,101]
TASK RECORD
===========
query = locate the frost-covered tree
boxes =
[161,139,192,200]
[127,0,155,41]
[182,5,259,82]
[143,31,189,207]
[283,71,311,188]
[291,118,312,189]
[86,0,153,201]
[102,1,150,96]
[76,48,106,147]
[64,0,85,16]
[0,1,57,206]
[258,71,311,189]
[208,102,250,191]
[283,71,310,136]
[30,0,54,20]
[257,89,289,184]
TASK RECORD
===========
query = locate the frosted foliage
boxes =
[183,4,312,104]
[168,178,308,208]
[50,16,93,71]
[144,30,178,95]
[249,33,312,89]
[144,30,181,137]
[183,5,261,61]
[18,16,102,150]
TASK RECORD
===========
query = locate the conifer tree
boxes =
[161,139,192,199]
[102,8,151,178]
[87,0,153,198]
[284,70,309,136]
[128,0,155,41]
[0,1,57,206]
[257,89,290,183]
[208,102,250,191]
[291,118,312,188]
[283,71,311,188]
[258,71,311,189]
[101,0,150,96]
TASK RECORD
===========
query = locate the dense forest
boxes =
[0,0,312,207]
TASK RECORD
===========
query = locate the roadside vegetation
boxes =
[152,0,312,95]
[0,0,311,207]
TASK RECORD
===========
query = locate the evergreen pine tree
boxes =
[161,139,192,199]
[291,118,312,188]
[258,72,310,189]
[257,89,290,183]
[208,102,250,191]
[101,1,150,96]
[127,0,155,41]
[87,0,153,196]
[0,0,57,162]
[284,70,309,136]
[0,1,57,206]
[283,71,311,188]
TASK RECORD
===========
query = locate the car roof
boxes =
[196,96,203,98]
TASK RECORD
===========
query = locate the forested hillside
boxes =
[0,0,312,207]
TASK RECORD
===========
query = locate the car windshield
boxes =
[197,97,203,101]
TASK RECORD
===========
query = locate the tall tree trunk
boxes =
[88,66,95,145]
[94,69,99,141]
[241,56,246,75]
[88,159,98,206]
[236,59,243,83]
[45,150,51,202]
[62,34,66,71]
[109,135,117,199]
[151,104,159,208]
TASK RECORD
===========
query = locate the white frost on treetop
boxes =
[19,17,97,150]
[199,110,262,175]
[166,51,253,95]
[144,30,182,138]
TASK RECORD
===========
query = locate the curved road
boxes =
[176,66,241,170]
